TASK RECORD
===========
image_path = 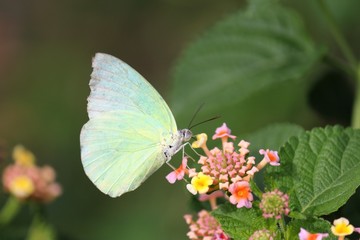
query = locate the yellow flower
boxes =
[9,175,35,198]
[13,145,35,167]
[331,217,354,237]
[188,172,213,194]
[191,133,208,148]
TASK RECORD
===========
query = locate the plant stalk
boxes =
[279,215,286,239]
[0,196,21,226]
[318,0,357,72]
[351,66,360,128]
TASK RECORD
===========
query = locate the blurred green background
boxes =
[0,0,359,239]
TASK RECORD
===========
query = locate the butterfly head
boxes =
[180,129,192,142]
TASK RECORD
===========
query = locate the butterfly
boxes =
[80,53,192,197]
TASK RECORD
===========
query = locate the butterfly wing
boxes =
[87,53,176,128]
[81,110,167,197]
[80,53,177,197]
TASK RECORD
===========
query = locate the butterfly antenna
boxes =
[187,103,205,129]
[189,116,221,130]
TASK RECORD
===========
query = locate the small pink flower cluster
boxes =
[184,210,229,240]
[249,229,276,240]
[166,123,280,209]
[2,145,62,203]
[197,139,257,192]
[259,189,289,219]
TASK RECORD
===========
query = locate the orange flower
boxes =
[228,181,253,208]
[259,149,280,166]
[166,157,188,184]
[298,228,328,240]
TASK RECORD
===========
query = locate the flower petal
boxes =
[186,184,197,195]
[166,171,177,184]
[212,123,236,140]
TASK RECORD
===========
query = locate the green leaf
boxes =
[212,203,276,240]
[288,211,307,220]
[250,178,263,198]
[267,125,360,216]
[286,218,337,240]
[0,196,22,226]
[171,0,323,132]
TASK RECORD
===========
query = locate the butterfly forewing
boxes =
[88,53,176,130]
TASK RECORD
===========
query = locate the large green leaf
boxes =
[267,126,360,216]
[212,203,276,240]
[171,0,323,132]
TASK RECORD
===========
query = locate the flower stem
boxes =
[26,211,56,240]
[318,0,357,72]
[318,0,360,128]
[249,179,262,198]
[351,66,360,128]
[279,215,286,239]
[209,197,217,210]
[0,196,21,226]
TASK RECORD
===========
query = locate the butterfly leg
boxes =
[166,161,177,170]
[181,142,202,157]
[187,143,202,158]
[180,142,203,163]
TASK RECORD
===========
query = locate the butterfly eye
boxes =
[182,129,192,142]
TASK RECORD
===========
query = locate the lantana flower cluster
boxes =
[184,210,229,240]
[167,123,284,239]
[2,145,62,203]
[260,189,290,219]
[249,229,276,240]
[166,123,280,209]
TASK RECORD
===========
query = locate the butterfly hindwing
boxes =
[81,110,166,197]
